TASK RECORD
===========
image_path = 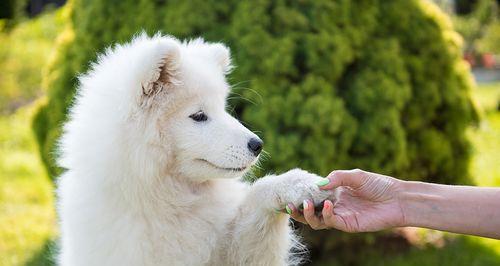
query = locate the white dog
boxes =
[57,33,333,266]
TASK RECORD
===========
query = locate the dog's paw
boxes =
[275,169,333,208]
[266,169,334,211]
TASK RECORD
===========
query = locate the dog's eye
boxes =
[189,111,208,122]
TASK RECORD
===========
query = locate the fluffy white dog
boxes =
[57,33,333,266]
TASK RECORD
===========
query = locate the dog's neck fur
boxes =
[116,162,235,214]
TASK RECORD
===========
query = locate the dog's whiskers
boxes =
[227,92,258,106]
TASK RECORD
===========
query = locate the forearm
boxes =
[400,181,500,239]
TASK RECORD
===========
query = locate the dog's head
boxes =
[128,35,262,181]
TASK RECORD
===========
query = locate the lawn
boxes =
[0,102,57,266]
[469,82,500,187]
[0,83,498,265]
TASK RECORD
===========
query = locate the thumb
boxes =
[318,169,368,190]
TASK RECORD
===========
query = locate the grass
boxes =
[0,83,498,265]
[0,103,57,266]
[354,236,500,266]
[469,82,500,187]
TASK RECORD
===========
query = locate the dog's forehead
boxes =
[178,57,230,100]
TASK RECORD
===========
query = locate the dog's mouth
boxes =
[196,159,248,172]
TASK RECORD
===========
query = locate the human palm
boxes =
[289,169,405,232]
[331,185,404,232]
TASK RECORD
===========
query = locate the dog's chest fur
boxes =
[142,183,239,265]
[59,174,244,265]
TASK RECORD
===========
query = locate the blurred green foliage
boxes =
[453,0,498,54]
[0,8,64,114]
[456,0,479,15]
[32,0,479,261]
[451,0,500,56]
[477,22,500,53]
[0,0,26,24]
[0,0,16,19]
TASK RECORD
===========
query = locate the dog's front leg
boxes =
[223,169,333,266]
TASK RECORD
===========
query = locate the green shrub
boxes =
[34,0,478,262]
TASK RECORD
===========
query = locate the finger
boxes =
[321,200,334,221]
[322,200,348,231]
[290,214,308,224]
[319,169,368,190]
[288,205,308,224]
[286,203,307,223]
[303,200,325,230]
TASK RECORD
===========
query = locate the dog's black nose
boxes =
[247,138,263,156]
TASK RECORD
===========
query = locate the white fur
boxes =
[57,33,333,266]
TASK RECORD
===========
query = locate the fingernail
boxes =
[323,201,330,210]
[316,178,330,187]
[303,200,309,210]
[285,204,292,215]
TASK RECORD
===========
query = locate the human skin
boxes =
[287,169,500,239]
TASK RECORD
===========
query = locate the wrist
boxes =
[398,180,442,228]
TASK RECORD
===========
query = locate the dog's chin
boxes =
[196,159,249,172]
[183,159,253,180]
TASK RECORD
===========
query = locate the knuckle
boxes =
[352,168,364,175]
[332,169,344,175]
[329,170,342,178]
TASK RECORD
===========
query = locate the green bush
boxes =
[34,0,478,262]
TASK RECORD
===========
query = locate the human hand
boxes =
[288,169,406,232]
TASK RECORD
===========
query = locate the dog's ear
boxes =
[210,43,232,74]
[142,40,181,98]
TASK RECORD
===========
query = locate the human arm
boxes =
[288,169,500,239]
[400,180,500,239]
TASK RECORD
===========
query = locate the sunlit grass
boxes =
[465,81,500,258]
[470,112,500,186]
[469,82,500,187]
[0,103,57,266]
[472,82,500,114]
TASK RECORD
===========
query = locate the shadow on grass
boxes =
[311,235,500,266]
[25,238,58,266]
